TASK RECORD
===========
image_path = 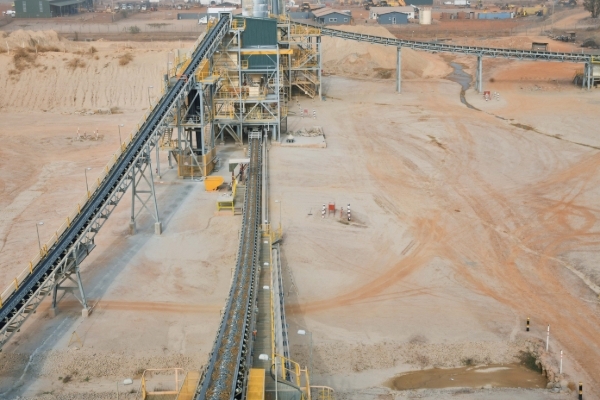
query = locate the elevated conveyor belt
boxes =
[0,14,231,350]
[195,136,263,400]
[292,21,594,62]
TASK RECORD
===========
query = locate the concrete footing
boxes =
[49,308,57,318]
[155,222,162,235]
[81,308,90,318]
[129,221,136,235]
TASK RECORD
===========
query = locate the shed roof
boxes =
[50,0,86,7]
[312,7,348,17]
[375,6,414,14]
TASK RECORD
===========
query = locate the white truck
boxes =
[444,0,470,5]
[2,10,16,17]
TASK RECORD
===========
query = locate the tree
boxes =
[583,0,600,17]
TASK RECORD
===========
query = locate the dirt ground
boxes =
[1,19,600,400]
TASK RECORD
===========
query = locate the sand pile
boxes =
[0,31,179,112]
[322,25,451,80]
[3,29,64,49]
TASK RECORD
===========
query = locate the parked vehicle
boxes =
[3,10,16,17]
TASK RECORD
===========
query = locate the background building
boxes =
[376,9,409,24]
[312,7,352,25]
[14,0,88,18]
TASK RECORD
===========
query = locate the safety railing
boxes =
[290,24,321,36]
[0,80,168,308]
[140,368,185,399]
[176,371,201,400]
[231,19,246,30]
[262,223,282,245]
[195,59,210,81]
[274,354,312,400]
[311,386,334,400]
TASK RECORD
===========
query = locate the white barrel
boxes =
[420,7,432,25]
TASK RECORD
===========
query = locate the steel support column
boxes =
[318,36,322,101]
[130,144,162,235]
[476,54,483,93]
[396,46,402,93]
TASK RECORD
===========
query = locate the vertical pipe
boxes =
[396,46,402,93]
[200,85,206,159]
[277,50,281,142]
[318,36,322,101]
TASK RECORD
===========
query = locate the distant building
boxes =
[370,6,414,19]
[312,7,352,25]
[14,0,89,17]
[376,10,409,24]
[477,11,513,19]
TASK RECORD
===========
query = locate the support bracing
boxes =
[396,46,402,94]
[130,144,162,235]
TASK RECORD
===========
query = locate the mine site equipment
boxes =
[0,9,597,400]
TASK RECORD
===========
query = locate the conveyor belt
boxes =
[292,21,595,62]
[196,136,263,400]
[0,14,231,347]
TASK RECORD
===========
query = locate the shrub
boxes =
[118,53,134,66]
[67,57,86,69]
[128,25,141,34]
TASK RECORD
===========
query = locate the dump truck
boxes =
[300,2,324,10]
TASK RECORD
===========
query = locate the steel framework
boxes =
[0,13,232,351]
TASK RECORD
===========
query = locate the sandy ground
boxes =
[274,69,600,398]
[1,22,600,400]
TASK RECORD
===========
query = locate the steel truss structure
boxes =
[0,14,232,351]
[291,21,597,91]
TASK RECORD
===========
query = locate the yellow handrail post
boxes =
[13,278,19,290]
[29,262,33,274]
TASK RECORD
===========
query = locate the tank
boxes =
[419,7,431,25]
[242,0,253,16]
[252,0,268,17]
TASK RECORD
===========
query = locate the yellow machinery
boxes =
[216,179,238,212]
[386,0,406,6]
[204,176,224,191]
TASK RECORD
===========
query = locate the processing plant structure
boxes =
[160,15,322,179]
[1,4,599,400]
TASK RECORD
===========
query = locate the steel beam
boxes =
[396,46,401,94]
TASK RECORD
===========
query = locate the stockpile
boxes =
[0,30,178,112]
[321,25,451,80]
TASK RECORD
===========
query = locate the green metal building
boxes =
[14,0,87,18]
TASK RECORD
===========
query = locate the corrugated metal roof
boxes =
[312,7,349,17]
[374,6,414,14]
[50,0,85,7]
